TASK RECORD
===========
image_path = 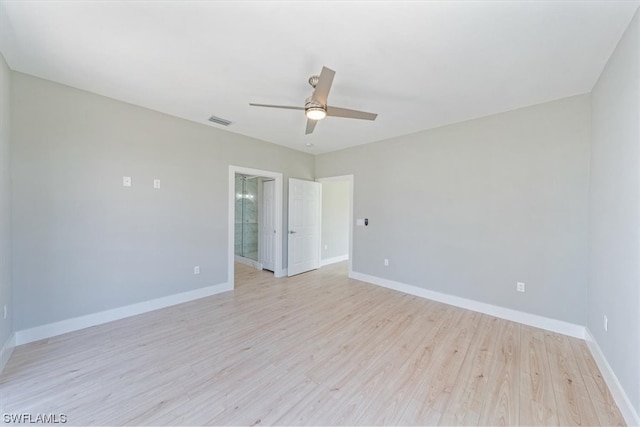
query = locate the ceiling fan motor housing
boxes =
[305,96,325,110]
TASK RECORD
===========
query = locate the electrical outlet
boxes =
[517,282,526,293]
[384,259,389,267]
[604,315,608,332]
[194,266,200,275]
[153,179,161,189]
[3,304,6,320]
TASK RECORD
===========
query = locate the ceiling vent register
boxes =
[208,115,232,126]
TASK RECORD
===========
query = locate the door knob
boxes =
[289,230,297,234]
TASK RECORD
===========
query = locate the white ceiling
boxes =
[1,1,638,154]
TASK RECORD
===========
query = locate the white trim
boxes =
[316,175,354,277]
[316,175,354,183]
[318,182,323,273]
[0,333,16,374]
[320,254,349,267]
[229,166,285,282]
[349,271,585,339]
[585,328,640,426]
[15,282,232,345]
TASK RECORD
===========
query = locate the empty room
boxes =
[0,1,639,426]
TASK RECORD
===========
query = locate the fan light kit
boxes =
[305,107,326,120]
[250,66,377,135]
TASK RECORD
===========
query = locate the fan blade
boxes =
[326,106,378,121]
[312,66,335,105]
[249,103,304,111]
[305,119,318,135]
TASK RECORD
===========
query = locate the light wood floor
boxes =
[0,262,625,426]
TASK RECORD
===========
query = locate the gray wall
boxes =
[321,180,350,261]
[316,94,590,324]
[588,9,640,414]
[0,53,12,347]
[11,72,314,331]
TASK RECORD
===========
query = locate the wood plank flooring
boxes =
[0,262,625,426]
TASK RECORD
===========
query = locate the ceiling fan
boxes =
[249,66,378,135]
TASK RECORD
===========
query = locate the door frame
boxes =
[316,174,354,277]
[229,166,285,287]
[260,179,276,272]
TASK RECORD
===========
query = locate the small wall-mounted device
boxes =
[356,218,369,227]
[364,218,369,226]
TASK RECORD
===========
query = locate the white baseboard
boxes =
[320,254,349,267]
[15,282,232,346]
[585,328,640,426]
[0,332,16,374]
[349,271,585,339]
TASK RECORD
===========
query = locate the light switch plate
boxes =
[123,176,132,187]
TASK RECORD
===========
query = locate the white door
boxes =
[261,180,276,271]
[288,178,321,276]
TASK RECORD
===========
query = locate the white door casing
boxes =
[261,180,275,271]
[288,178,321,276]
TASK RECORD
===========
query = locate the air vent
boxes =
[208,115,232,126]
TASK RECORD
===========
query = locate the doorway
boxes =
[317,175,354,277]
[228,166,284,288]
